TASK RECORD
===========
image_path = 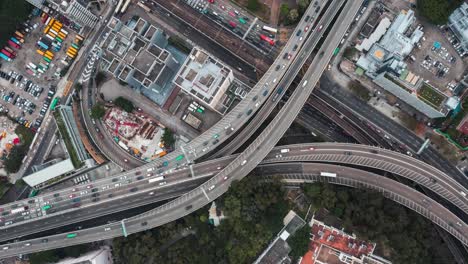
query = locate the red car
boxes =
[69,194,75,198]
[220,5,225,10]
[228,11,236,17]
[207,0,214,3]
[86,184,93,189]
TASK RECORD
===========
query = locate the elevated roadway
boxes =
[80,0,326,170]
[0,160,466,257]
[0,0,346,231]
[1,143,468,242]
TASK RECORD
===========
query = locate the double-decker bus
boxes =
[262,25,278,34]
[260,34,275,46]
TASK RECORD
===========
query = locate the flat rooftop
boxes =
[23,159,74,187]
[175,48,230,100]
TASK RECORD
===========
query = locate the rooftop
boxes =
[174,48,232,105]
[23,159,75,187]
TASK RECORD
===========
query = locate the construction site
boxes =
[0,117,21,169]
[103,107,166,161]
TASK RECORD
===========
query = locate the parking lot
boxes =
[0,12,80,132]
[406,19,466,93]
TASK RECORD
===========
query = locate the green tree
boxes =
[348,80,371,102]
[90,103,106,119]
[95,71,106,87]
[161,129,175,148]
[114,96,135,113]
[298,0,311,14]
[247,0,260,12]
[74,83,83,92]
[288,9,300,23]
[280,4,290,19]
[4,145,27,173]
[417,0,462,25]
[288,225,310,258]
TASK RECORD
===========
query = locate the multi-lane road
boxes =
[3,0,467,258]
[0,150,466,257]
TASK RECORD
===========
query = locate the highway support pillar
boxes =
[121,219,128,237]
[417,138,430,155]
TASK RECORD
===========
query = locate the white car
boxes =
[241,160,247,166]
[104,227,111,231]
[208,185,215,191]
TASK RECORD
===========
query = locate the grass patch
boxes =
[417,83,446,109]
[54,112,82,168]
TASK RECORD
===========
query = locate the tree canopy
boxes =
[417,0,462,25]
[114,96,135,113]
[90,103,106,119]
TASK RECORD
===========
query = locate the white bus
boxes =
[11,207,26,214]
[59,28,68,36]
[262,25,278,34]
[148,176,165,183]
[118,141,129,151]
[320,172,337,177]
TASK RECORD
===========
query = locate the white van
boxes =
[280,149,290,153]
